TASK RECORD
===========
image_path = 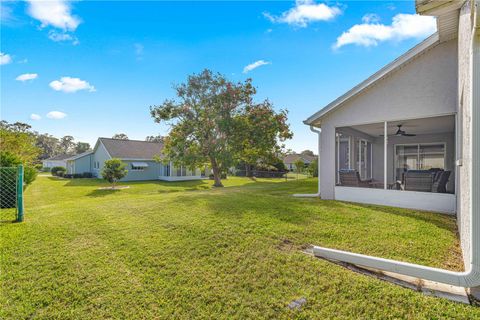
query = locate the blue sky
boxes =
[0,1,436,152]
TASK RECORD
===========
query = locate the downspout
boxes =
[293,126,321,198]
[313,4,480,287]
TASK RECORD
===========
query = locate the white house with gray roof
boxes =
[66,137,203,181]
[304,0,480,297]
[42,154,72,169]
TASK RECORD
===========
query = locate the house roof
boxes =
[98,138,164,160]
[44,154,72,161]
[303,33,441,127]
[283,154,316,164]
[66,151,94,161]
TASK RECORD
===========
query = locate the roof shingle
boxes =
[99,138,164,159]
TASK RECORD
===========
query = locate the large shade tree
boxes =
[150,69,291,187]
[60,135,76,154]
[150,70,253,187]
[35,133,61,160]
[233,100,292,176]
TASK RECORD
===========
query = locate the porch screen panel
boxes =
[419,144,445,170]
[336,137,351,183]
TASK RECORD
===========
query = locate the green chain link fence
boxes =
[0,165,24,222]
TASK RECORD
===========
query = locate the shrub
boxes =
[0,152,38,208]
[63,174,73,179]
[101,158,128,188]
[0,151,21,167]
[307,158,318,177]
[0,151,37,186]
[51,166,66,176]
[24,167,38,185]
[82,172,93,178]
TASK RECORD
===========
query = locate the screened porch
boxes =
[334,115,456,214]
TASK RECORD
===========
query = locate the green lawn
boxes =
[1,176,478,319]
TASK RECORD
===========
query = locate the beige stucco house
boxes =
[304,0,480,298]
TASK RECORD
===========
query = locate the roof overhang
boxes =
[66,151,93,161]
[303,33,440,127]
[416,0,464,15]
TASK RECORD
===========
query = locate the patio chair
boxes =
[338,169,372,187]
[432,170,451,193]
[403,170,434,192]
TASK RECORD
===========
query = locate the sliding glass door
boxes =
[356,139,372,180]
[394,143,446,181]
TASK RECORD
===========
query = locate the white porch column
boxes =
[384,121,388,190]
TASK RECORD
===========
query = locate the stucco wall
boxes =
[73,154,93,174]
[121,160,162,181]
[319,39,458,199]
[92,142,111,178]
[457,0,474,270]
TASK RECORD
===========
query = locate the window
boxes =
[131,165,144,171]
[163,164,170,176]
[395,143,446,180]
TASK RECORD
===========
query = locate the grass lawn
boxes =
[1,175,478,319]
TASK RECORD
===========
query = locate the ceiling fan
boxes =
[380,124,416,137]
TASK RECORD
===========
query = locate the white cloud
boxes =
[264,0,341,28]
[334,13,436,49]
[16,73,38,82]
[243,60,271,74]
[30,113,42,120]
[26,0,80,31]
[362,13,380,24]
[46,111,67,119]
[49,76,95,93]
[48,30,79,45]
[0,52,12,65]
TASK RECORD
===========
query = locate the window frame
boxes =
[394,142,447,174]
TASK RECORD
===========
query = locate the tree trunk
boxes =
[246,164,252,177]
[210,157,224,187]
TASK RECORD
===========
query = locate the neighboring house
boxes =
[283,154,316,171]
[42,154,72,169]
[66,138,203,181]
[304,0,480,296]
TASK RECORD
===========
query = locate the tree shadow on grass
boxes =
[86,189,122,198]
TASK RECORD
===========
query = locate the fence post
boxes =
[16,165,24,222]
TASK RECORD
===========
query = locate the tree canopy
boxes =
[0,121,40,164]
[150,69,291,186]
[145,135,164,143]
[112,133,129,140]
[75,142,91,154]
[101,158,128,188]
[233,100,292,176]
[300,150,315,157]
